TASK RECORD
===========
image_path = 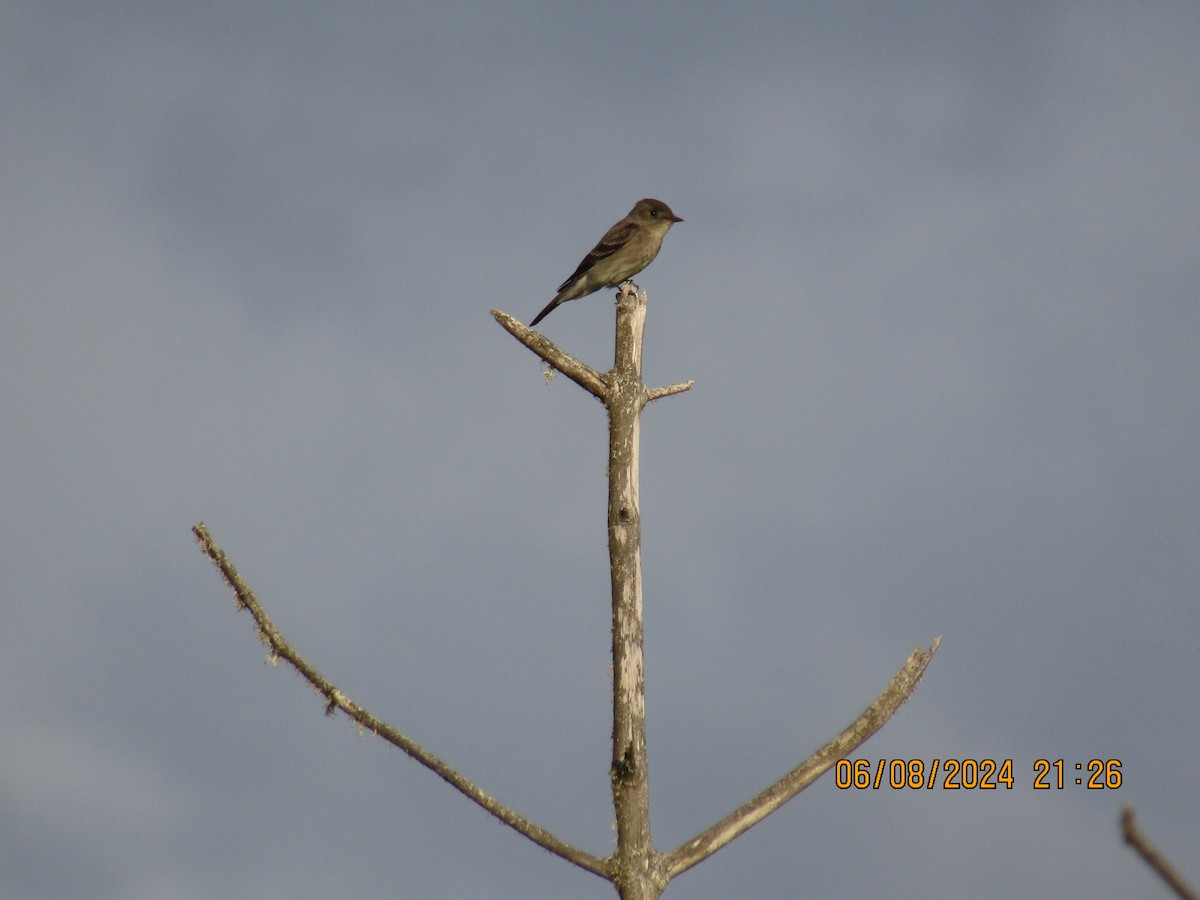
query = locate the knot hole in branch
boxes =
[611,744,638,781]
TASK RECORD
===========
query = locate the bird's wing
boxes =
[556,219,639,290]
[590,219,639,260]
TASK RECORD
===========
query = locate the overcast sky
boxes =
[3,2,1198,897]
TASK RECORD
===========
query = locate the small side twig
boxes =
[1121,806,1198,900]
[661,636,941,880]
[192,522,609,880]
[646,380,694,403]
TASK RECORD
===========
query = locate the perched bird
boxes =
[530,198,683,327]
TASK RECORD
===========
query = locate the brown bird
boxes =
[530,198,683,327]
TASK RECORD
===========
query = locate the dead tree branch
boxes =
[191,522,609,880]
[661,638,941,880]
[1121,806,1198,900]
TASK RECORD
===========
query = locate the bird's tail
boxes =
[529,294,567,328]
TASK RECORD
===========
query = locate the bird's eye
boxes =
[650,209,658,217]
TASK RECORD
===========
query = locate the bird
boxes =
[530,198,683,327]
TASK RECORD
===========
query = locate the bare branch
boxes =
[490,309,608,400]
[1121,806,1198,900]
[660,636,942,880]
[191,522,610,880]
[645,380,694,403]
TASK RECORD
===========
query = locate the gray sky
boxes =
[3,2,1198,897]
